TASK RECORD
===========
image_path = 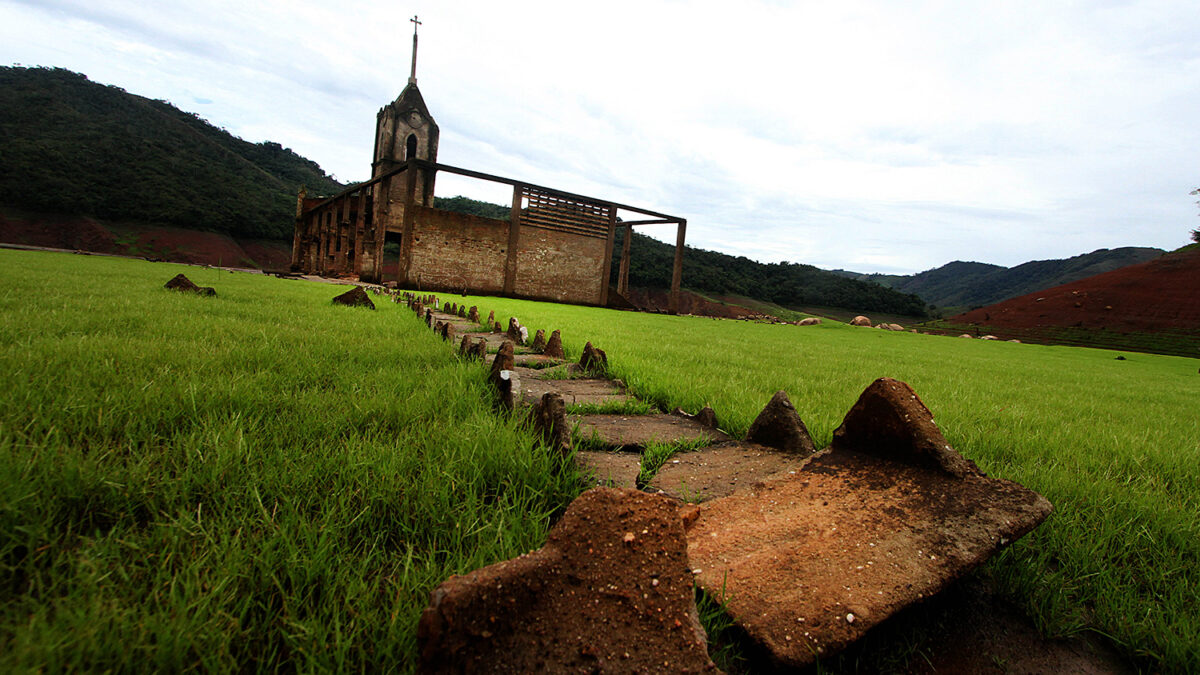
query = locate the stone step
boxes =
[686,448,1051,669]
[521,373,633,407]
[648,441,807,503]
[574,450,641,489]
[573,413,730,449]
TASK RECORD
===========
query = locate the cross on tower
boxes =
[409,15,422,84]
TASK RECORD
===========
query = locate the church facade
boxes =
[290,24,686,310]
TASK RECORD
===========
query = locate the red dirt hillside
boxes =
[949,246,1200,351]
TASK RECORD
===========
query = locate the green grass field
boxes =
[0,251,580,671]
[2,249,1197,671]
[442,291,1200,670]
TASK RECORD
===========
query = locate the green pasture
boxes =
[1,249,1197,672]
[0,250,579,671]
[439,291,1200,670]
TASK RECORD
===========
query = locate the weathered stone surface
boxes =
[434,320,444,336]
[164,274,216,297]
[695,406,718,429]
[469,338,488,360]
[959,333,974,338]
[687,446,1052,670]
[531,329,547,352]
[797,317,821,326]
[490,340,515,378]
[521,375,632,407]
[468,306,479,323]
[458,305,466,318]
[850,315,872,326]
[486,309,495,326]
[425,308,433,326]
[580,341,608,375]
[650,441,804,502]
[543,329,565,359]
[331,286,374,309]
[888,323,905,331]
[417,487,716,673]
[744,390,817,455]
[495,369,521,411]
[440,321,454,342]
[576,451,641,488]
[832,377,978,478]
[492,320,503,333]
[459,335,472,357]
[573,413,729,450]
[531,392,571,457]
[507,317,523,343]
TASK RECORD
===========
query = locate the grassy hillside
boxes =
[838,247,1164,311]
[0,66,342,239]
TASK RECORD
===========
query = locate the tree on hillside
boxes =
[1192,188,1200,243]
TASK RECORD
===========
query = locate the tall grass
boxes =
[0,251,580,671]
[438,292,1200,671]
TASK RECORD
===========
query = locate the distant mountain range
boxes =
[832,246,1165,311]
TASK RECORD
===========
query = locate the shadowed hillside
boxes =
[0,66,342,239]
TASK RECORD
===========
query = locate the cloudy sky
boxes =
[3,0,1198,273]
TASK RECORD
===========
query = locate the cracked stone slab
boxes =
[686,449,1052,669]
[417,487,717,673]
[574,413,731,450]
[649,441,808,503]
[575,450,642,489]
[522,378,634,407]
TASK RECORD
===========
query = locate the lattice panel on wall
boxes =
[521,187,611,238]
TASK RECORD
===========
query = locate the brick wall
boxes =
[408,206,508,293]
[513,225,606,304]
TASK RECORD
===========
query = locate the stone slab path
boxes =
[408,295,1057,671]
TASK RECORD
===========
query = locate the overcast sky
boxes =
[3,0,1198,273]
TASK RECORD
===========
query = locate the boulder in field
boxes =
[797,317,822,326]
[332,286,374,309]
[745,390,817,455]
[164,274,216,297]
[850,315,872,327]
[543,330,565,359]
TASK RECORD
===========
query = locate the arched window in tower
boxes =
[405,134,418,161]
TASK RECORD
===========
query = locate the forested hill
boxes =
[834,246,1165,311]
[0,66,342,239]
[610,229,928,316]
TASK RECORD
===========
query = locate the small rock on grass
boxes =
[745,390,816,455]
[164,274,216,297]
[332,286,373,309]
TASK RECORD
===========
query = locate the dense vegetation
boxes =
[611,228,929,316]
[837,247,1164,311]
[0,66,341,239]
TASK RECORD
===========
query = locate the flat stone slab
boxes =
[417,487,717,672]
[649,441,807,503]
[686,448,1052,670]
[523,378,634,407]
[575,450,641,489]
[574,413,731,449]
[514,353,563,369]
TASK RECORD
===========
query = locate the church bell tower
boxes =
[372,15,439,205]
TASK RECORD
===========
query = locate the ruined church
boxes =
[290,19,686,311]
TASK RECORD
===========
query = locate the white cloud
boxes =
[2,0,1198,273]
